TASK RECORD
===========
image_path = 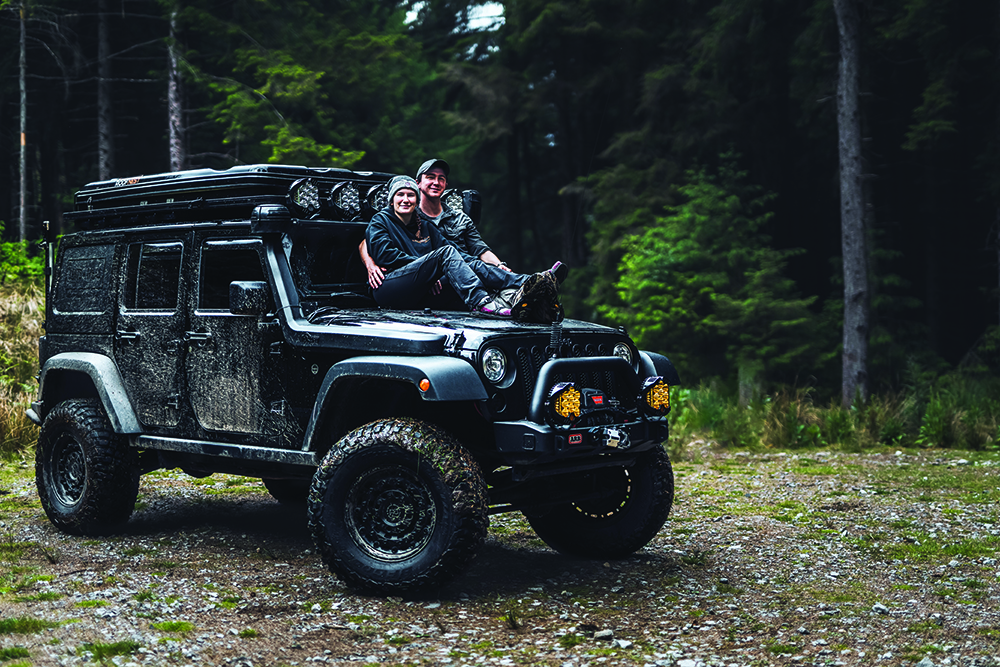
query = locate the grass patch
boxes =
[151,620,195,634]
[238,628,259,638]
[73,600,109,608]
[77,640,141,662]
[0,616,59,634]
[880,535,999,562]
[13,591,61,602]
[558,634,585,649]
[0,647,29,661]
[767,642,799,655]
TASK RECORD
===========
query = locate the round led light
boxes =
[443,188,464,211]
[481,347,507,384]
[613,343,633,365]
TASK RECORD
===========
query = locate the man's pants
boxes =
[373,245,525,310]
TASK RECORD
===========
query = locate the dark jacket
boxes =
[366,207,471,272]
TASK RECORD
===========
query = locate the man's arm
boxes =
[357,239,386,289]
[478,249,510,270]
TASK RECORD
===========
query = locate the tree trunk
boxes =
[168,7,185,172]
[97,0,115,180]
[19,2,27,242]
[834,0,869,407]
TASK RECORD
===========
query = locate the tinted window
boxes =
[124,242,183,311]
[199,240,268,310]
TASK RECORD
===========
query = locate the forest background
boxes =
[1,0,999,453]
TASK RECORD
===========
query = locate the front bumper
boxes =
[493,418,669,460]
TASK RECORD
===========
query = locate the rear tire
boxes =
[35,399,140,535]
[307,418,488,595]
[526,445,673,558]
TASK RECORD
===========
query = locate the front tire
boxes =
[35,399,140,535]
[526,445,674,558]
[307,418,488,595]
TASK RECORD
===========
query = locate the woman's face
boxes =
[393,188,417,217]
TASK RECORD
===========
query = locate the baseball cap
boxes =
[416,158,450,180]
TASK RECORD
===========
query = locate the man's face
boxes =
[419,167,447,199]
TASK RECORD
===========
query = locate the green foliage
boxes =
[599,154,826,386]
[671,352,999,451]
[181,0,427,171]
[0,224,43,288]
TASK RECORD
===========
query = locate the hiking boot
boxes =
[510,271,562,324]
[546,261,568,284]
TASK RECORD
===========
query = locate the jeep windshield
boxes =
[286,222,375,305]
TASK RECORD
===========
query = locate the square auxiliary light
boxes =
[640,376,670,416]
[287,178,321,218]
[330,182,360,220]
[547,382,582,425]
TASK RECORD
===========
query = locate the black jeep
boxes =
[28,164,679,594]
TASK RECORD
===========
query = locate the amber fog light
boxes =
[640,376,670,416]
[547,382,582,424]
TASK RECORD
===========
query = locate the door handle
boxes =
[116,330,140,342]
[184,330,213,348]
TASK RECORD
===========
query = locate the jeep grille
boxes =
[515,345,638,412]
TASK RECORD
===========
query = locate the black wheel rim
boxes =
[345,464,437,562]
[51,433,87,508]
[573,467,632,519]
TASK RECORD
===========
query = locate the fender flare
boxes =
[301,355,487,452]
[35,353,141,434]
[639,351,681,386]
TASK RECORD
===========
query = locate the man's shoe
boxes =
[475,296,512,317]
[510,272,562,324]
[546,261,568,284]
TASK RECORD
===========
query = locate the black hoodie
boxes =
[366,206,471,272]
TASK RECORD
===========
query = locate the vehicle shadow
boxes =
[113,492,676,600]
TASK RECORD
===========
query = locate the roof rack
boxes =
[67,164,395,229]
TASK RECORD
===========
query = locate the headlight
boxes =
[481,347,507,384]
[613,343,633,365]
[640,376,670,416]
[287,178,321,218]
[329,182,360,219]
[547,382,582,424]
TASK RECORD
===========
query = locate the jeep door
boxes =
[186,237,289,439]
[115,239,188,427]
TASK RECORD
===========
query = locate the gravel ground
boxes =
[2,445,999,667]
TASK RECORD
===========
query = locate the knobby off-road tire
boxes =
[35,399,140,536]
[526,444,674,559]
[263,478,311,504]
[307,418,488,596]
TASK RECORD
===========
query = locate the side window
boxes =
[124,242,183,311]
[53,243,114,314]
[199,240,269,311]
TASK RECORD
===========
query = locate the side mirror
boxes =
[229,281,270,315]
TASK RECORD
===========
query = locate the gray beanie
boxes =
[386,175,420,207]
